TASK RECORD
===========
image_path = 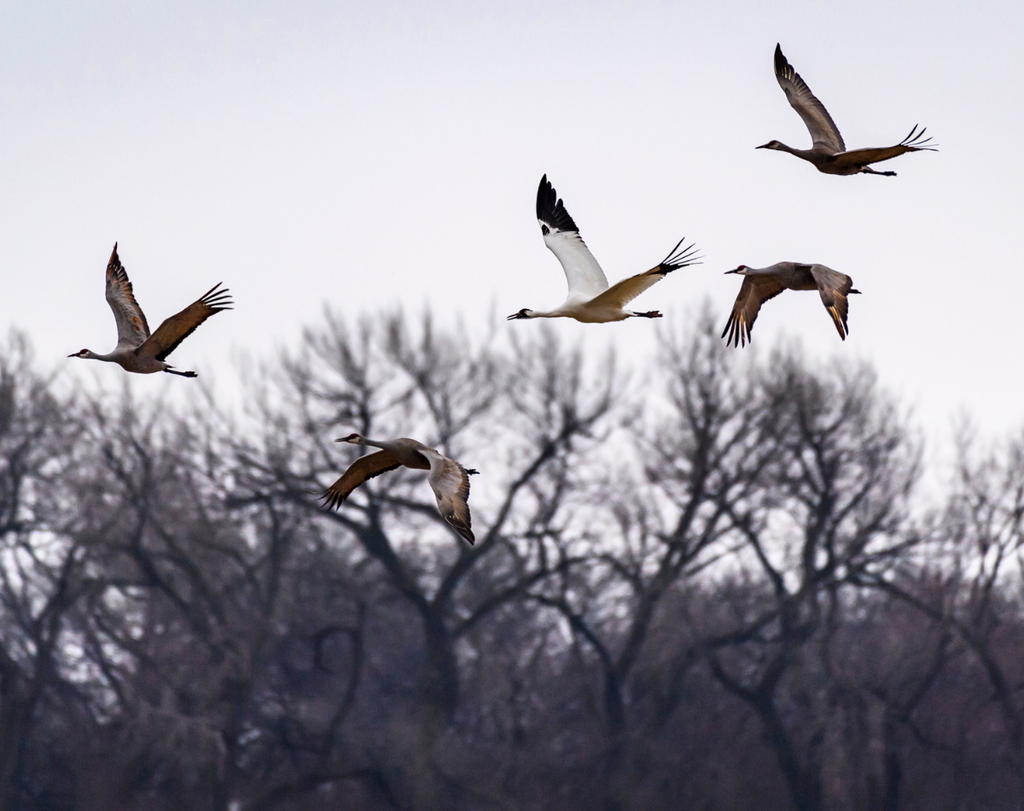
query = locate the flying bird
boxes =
[722,262,860,347]
[321,433,478,545]
[507,175,700,323]
[68,244,232,377]
[757,43,936,176]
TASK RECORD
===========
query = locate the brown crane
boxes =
[321,433,478,545]
[722,262,860,347]
[757,43,936,176]
[68,244,231,377]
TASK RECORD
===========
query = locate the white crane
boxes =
[507,175,700,323]
[722,262,860,347]
[68,244,232,377]
[758,43,936,176]
[321,433,478,545]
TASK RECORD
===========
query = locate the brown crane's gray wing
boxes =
[809,265,858,340]
[105,244,151,351]
[774,43,845,153]
[137,284,232,362]
[831,125,937,169]
[420,448,475,545]
[722,275,787,348]
[320,450,403,511]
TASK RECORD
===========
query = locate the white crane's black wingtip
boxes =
[536,175,579,235]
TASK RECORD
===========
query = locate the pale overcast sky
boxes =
[1,1,1021,440]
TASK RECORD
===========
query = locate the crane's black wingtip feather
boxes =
[319,489,344,511]
[659,239,702,271]
[774,43,789,75]
[536,175,579,234]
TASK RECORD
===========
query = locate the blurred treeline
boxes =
[1,308,1023,811]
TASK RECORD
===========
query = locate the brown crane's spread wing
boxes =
[105,244,151,350]
[774,43,845,153]
[320,450,403,511]
[138,284,233,362]
[830,125,936,171]
[722,275,787,348]
[832,144,927,169]
[421,448,475,545]
[809,265,858,340]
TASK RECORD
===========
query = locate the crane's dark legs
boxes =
[163,367,198,378]
[860,167,897,177]
[633,311,663,318]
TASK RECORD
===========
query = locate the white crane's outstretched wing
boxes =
[421,448,475,545]
[774,43,845,153]
[105,244,151,351]
[809,264,859,340]
[588,239,700,310]
[536,175,609,301]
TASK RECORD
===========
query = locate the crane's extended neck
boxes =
[337,433,389,450]
[757,140,834,164]
[69,349,118,363]
[507,307,567,320]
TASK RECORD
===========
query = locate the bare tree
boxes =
[704,350,921,811]
[227,310,625,808]
[4,312,1022,811]
[0,334,90,811]
[860,427,1024,806]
